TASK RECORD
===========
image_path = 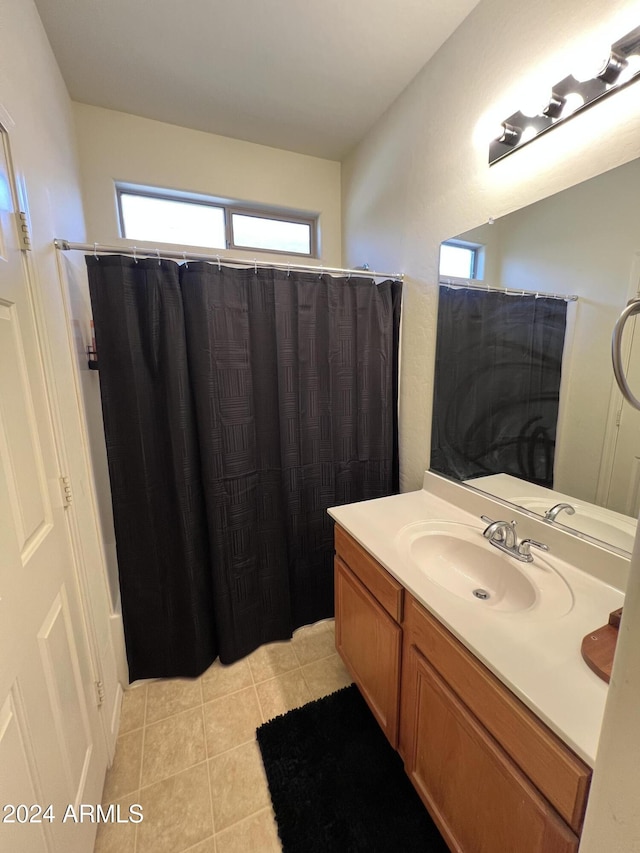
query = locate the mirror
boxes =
[433,157,640,556]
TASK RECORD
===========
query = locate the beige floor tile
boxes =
[102,728,143,802]
[255,670,311,721]
[146,677,202,724]
[208,741,270,831]
[140,707,206,787]
[301,653,353,701]
[118,684,147,734]
[136,762,213,853]
[291,622,337,666]
[201,658,253,703]
[215,808,281,853]
[203,687,262,757]
[93,794,139,853]
[246,641,299,683]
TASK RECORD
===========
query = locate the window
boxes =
[439,240,483,281]
[117,185,317,257]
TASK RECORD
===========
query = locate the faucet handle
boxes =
[518,538,549,558]
[480,515,495,525]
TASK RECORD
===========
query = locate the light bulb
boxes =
[561,93,585,117]
[572,55,609,82]
[519,95,550,118]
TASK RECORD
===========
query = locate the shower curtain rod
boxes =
[440,277,578,302]
[53,239,404,281]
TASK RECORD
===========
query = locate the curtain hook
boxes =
[287,264,291,277]
[93,242,99,260]
[156,248,161,266]
[216,254,221,271]
[254,259,258,274]
[133,246,138,264]
[182,252,188,269]
[319,266,324,279]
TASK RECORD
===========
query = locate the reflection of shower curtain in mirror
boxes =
[431,287,567,486]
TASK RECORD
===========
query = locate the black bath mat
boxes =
[256,684,449,852]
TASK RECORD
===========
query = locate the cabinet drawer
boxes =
[404,595,591,834]
[335,525,403,621]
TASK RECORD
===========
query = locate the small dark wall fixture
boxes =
[490,24,640,165]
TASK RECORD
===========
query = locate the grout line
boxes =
[202,701,216,839]
[203,680,257,706]
[133,687,148,853]
[137,758,210,796]
[180,835,216,853]
[254,680,268,724]
[180,832,216,853]
[200,675,216,838]
[214,806,275,840]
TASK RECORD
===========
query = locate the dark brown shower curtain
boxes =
[87,255,401,680]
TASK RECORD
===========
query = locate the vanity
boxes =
[329,473,626,853]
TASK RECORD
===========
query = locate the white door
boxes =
[0,127,107,850]
[605,274,640,518]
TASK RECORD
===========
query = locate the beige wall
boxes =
[342,0,640,494]
[342,0,640,847]
[72,103,342,266]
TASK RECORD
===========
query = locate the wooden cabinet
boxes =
[400,595,589,852]
[334,526,403,747]
[333,524,592,853]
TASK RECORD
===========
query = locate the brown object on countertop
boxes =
[581,607,623,684]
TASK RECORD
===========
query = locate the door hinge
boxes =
[616,408,622,427]
[60,475,73,508]
[95,680,105,708]
[15,211,32,251]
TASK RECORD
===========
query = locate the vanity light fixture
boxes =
[489,24,640,165]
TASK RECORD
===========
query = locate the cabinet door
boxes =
[404,645,578,853]
[335,557,401,747]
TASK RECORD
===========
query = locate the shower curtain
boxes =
[430,287,567,486]
[87,256,401,680]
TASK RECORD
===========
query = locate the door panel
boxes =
[0,299,52,561]
[0,694,50,853]
[37,590,93,802]
[0,120,107,852]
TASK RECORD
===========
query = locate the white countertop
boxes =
[328,483,625,767]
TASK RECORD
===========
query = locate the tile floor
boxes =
[94,619,352,853]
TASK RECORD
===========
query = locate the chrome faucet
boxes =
[544,502,576,522]
[481,515,549,563]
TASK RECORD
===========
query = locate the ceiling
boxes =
[34,0,480,160]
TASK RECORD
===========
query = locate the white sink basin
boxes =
[395,520,573,617]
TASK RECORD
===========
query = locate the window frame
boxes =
[116,184,318,258]
[438,239,485,284]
